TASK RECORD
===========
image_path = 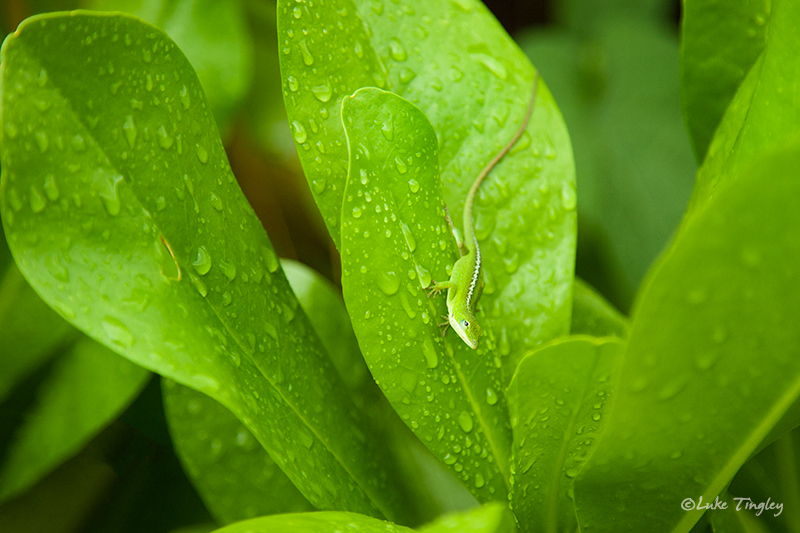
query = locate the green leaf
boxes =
[278,0,576,373]
[210,512,415,533]
[709,492,772,533]
[0,263,76,403]
[519,18,696,309]
[0,12,407,520]
[570,278,629,338]
[680,0,770,162]
[162,380,313,525]
[687,0,798,221]
[417,502,516,533]
[506,336,624,533]
[340,87,511,502]
[574,145,800,533]
[86,0,254,128]
[0,337,150,502]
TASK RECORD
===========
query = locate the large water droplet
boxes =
[378,270,400,295]
[399,68,417,84]
[96,169,124,216]
[29,185,46,213]
[262,246,279,273]
[389,37,407,61]
[394,156,408,174]
[287,76,299,92]
[423,337,438,368]
[408,178,420,193]
[219,260,236,280]
[291,120,307,143]
[193,246,212,275]
[401,222,416,251]
[122,115,137,148]
[486,388,498,405]
[35,131,49,152]
[157,125,174,149]
[43,174,59,201]
[195,143,209,163]
[561,183,576,210]
[312,84,332,103]
[299,39,314,65]
[102,316,134,347]
[458,411,474,432]
[180,85,191,109]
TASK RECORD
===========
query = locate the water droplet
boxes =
[400,291,417,319]
[219,260,236,280]
[312,178,326,194]
[291,120,307,143]
[423,337,438,368]
[415,263,432,288]
[352,206,363,218]
[378,270,400,295]
[561,183,576,210]
[472,53,508,80]
[71,134,86,152]
[486,388,498,405]
[354,40,364,58]
[102,316,134,347]
[146,74,153,91]
[96,169,124,216]
[591,412,602,421]
[35,131,49,152]
[190,273,208,297]
[287,75,299,92]
[195,143,209,163]
[5,122,19,138]
[474,473,485,488]
[389,37,407,61]
[458,411,474,432]
[565,467,580,478]
[122,115,137,148]
[381,119,394,141]
[28,184,46,213]
[193,246,212,275]
[399,68,417,84]
[156,125,174,149]
[262,246,279,272]
[209,192,223,211]
[180,85,191,109]
[394,156,408,174]
[408,178,420,193]
[293,6,302,18]
[312,83,332,103]
[43,174,59,201]
[299,39,314,65]
[401,222,416,251]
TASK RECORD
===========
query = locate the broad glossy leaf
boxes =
[417,502,516,533]
[507,336,623,533]
[163,380,313,524]
[570,278,629,338]
[278,0,576,373]
[0,12,406,520]
[680,0,770,162]
[0,263,75,403]
[341,87,511,502]
[687,0,798,220]
[211,512,415,533]
[574,145,800,533]
[87,0,254,128]
[519,19,696,309]
[0,337,150,502]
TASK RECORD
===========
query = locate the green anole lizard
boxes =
[428,73,540,349]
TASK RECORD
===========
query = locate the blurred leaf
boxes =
[278,0,576,377]
[575,145,800,533]
[211,512,415,533]
[553,0,671,30]
[519,19,696,310]
[709,492,773,533]
[687,0,799,222]
[0,12,408,520]
[0,263,75,403]
[0,337,150,502]
[86,0,254,129]
[507,336,623,533]
[570,278,629,338]
[340,87,511,502]
[163,380,313,525]
[680,0,770,162]
[417,502,515,533]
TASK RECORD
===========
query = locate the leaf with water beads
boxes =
[0,12,408,521]
[340,87,511,503]
[278,0,577,382]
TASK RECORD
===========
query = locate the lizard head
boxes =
[449,311,481,350]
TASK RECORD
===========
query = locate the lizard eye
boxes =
[461,320,469,328]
